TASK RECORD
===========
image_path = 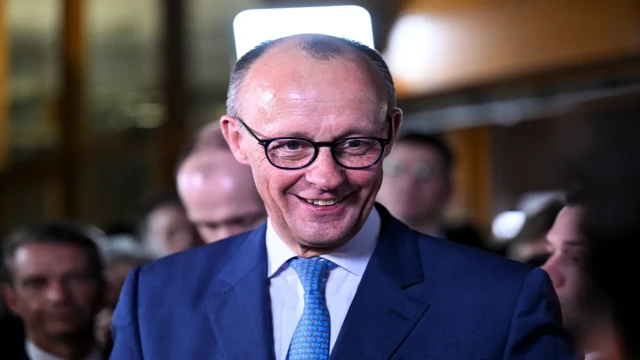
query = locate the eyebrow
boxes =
[563,240,586,247]
[21,274,47,281]
[271,125,385,140]
[544,238,586,247]
[242,117,388,140]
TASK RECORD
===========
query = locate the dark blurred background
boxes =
[1,0,639,248]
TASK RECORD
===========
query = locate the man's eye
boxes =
[285,141,301,150]
[383,161,403,175]
[345,139,362,147]
[67,273,91,284]
[413,164,434,180]
[22,278,46,290]
[199,222,219,231]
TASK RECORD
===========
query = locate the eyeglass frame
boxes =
[236,117,393,170]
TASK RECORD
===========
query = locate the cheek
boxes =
[566,267,582,288]
[256,164,300,194]
[13,296,33,315]
[71,285,101,307]
[347,170,383,201]
[17,295,44,319]
[246,143,270,168]
[415,181,446,199]
[351,168,382,187]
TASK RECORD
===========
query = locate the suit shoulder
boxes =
[416,232,534,282]
[138,231,249,282]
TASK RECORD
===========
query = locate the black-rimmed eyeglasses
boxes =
[237,118,392,170]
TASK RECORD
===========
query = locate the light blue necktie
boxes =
[286,257,332,360]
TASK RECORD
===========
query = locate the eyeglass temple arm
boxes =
[238,119,267,145]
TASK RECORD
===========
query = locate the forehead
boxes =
[183,177,264,222]
[388,142,445,165]
[547,206,584,245]
[180,152,257,198]
[12,242,92,277]
[180,150,243,177]
[240,44,387,129]
[188,196,263,223]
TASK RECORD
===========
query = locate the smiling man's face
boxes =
[221,37,401,256]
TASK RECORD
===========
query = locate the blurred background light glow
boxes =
[232,5,374,59]
[384,14,444,87]
[491,211,527,242]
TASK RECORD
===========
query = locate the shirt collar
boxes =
[26,340,103,360]
[266,207,380,278]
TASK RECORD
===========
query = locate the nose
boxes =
[540,256,566,291]
[45,280,70,303]
[305,148,346,190]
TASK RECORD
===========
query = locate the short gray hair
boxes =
[226,34,396,119]
[2,221,105,284]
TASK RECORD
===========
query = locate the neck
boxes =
[287,233,355,258]
[29,329,96,360]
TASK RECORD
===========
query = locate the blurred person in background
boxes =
[1,222,108,360]
[377,132,485,249]
[1,234,26,353]
[94,235,156,354]
[539,192,594,358]
[135,190,202,257]
[508,199,564,266]
[558,92,640,360]
[176,123,266,243]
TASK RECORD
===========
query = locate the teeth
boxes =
[303,197,343,206]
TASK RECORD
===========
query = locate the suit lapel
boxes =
[330,206,431,360]
[206,224,275,360]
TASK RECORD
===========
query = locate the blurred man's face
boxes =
[145,204,202,256]
[541,206,586,332]
[221,39,401,256]
[2,243,103,341]
[178,150,266,243]
[377,142,450,227]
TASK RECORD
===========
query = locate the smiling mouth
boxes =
[297,196,345,206]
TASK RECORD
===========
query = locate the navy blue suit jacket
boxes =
[111,206,576,359]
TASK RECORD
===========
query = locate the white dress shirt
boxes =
[26,340,103,360]
[267,207,381,359]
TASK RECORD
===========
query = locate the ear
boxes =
[220,115,250,165]
[2,283,20,315]
[383,108,403,157]
[390,108,403,141]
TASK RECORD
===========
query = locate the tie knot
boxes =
[289,257,332,293]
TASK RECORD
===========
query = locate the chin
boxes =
[295,221,358,247]
[46,321,90,336]
[303,238,349,250]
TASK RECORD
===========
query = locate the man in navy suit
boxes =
[111,34,576,359]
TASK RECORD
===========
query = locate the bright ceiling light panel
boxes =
[233,5,374,59]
